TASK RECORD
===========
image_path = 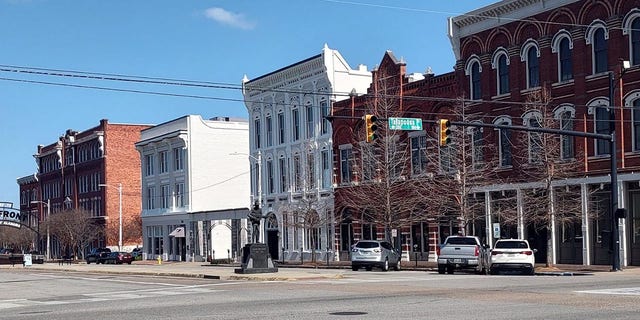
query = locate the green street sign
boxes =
[388,117,423,131]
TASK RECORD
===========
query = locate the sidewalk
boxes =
[1,260,635,280]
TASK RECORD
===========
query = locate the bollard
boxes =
[157,255,162,265]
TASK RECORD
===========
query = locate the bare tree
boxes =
[47,208,103,259]
[336,79,434,247]
[414,98,504,239]
[0,226,36,252]
[505,88,594,266]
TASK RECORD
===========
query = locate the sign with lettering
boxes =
[388,117,423,131]
[0,202,26,228]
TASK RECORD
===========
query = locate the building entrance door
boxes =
[628,190,640,265]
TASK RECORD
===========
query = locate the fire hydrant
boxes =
[157,255,162,265]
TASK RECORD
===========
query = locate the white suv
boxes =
[489,239,536,275]
[351,240,401,272]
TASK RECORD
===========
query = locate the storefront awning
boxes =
[169,227,185,237]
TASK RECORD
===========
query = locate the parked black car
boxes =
[86,248,111,264]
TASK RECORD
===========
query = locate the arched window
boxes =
[624,91,640,151]
[471,61,481,100]
[632,18,640,66]
[527,46,540,88]
[554,105,576,160]
[523,111,543,163]
[559,38,573,81]
[465,56,482,100]
[593,28,608,74]
[552,31,573,82]
[588,98,611,156]
[494,116,512,167]
[498,54,509,95]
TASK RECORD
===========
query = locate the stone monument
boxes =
[235,201,278,274]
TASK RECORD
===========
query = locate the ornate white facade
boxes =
[242,44,371,261]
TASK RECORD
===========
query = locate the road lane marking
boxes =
[576,287,640,296]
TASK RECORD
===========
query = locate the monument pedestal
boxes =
[234,243,278,274]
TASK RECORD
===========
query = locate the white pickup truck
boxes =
[436,235,489,274]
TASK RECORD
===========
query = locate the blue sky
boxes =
[0,0,496,206]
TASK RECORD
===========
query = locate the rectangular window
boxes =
[561,112,575,159]
[500,127,513,166]
[596,107,610,155]
[278,112,285,144]
[161,184,170,209]
[321,100,330,135]
[279,158,288,193]
[633,20,640,66]
[293,155,302,192]
[174,148,184,171]
[283,213,289,250]
[307,152,316,188]
[410,135,427,175]
[306,105,314,138]
[266,115,273,147]
[266,160,274,194]
[174,182,185,207]
[527,47,540,88]
[146,186,156,210]
[321,150,331,188]
[292,109,300,141]
[340,147,352,184]
[159,150,168,173]
[472,127,484,168]
[145,154,155,176]
[529,118,543,164]
[362,144,375,181]
[254,119,261,149]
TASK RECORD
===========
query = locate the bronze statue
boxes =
[248,201,266,243]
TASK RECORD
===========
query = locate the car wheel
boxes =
[381,259,390,272]
[438,264,446,274]
[446,266,454,274]
[527,266,535,276]
[352,265,359,271]
[394,259,401,271]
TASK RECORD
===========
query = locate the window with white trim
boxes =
[588,98,611,156]
[524,112,543,164]
[410,134,427,175]
[174,182,185,207]
[145,154,155,176]
[291,108,300,141]
[146,186,156,210]
[470,61,481,100]
[306,104,314,139]
[161,184,170,209]
[159,150,168,174]
[470,125,484,169]
[554,105,575,160]
[266,115,273,147]
[494,117,512,167]
[293,154,302,192]
[321,100,330,135]
[277,112,285,144]
[254,118,261,149]
[631,18,640,66]
[593,28,608,74]
[173,147,184,171]
[522,43,540,88]
[321,149,331,188]
[492,49,509,95]
[266,159,274,194]
[279,157,288,193]
[339,146,352,184]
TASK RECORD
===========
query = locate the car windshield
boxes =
[495,241,528,249]
[355,241,380,249]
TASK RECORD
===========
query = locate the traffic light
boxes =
[438,119,451,146]
[365,114,379,142]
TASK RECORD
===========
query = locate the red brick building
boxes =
[333,0,640,267]
[331,51,458,261]
[23,119,151,258]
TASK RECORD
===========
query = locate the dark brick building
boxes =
[333,0,640,267]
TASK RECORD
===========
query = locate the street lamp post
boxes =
[609,60,630,272]
[99,183,123,251]
[31,199,50,260]
[231,151,263,242]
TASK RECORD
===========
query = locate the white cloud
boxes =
[204,7,255,30]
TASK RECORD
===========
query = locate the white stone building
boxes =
[136,115,249,262]
[242,44,371,261]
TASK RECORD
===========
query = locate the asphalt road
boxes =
[1,268,639,319]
